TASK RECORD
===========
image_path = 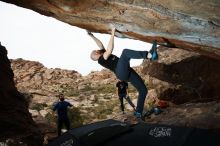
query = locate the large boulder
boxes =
[1,0,220,59]
[0,43,43,146]
[147,101,220,131]
[142,47,220,104]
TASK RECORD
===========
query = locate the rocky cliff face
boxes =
[0,44,43,146]
[1,0,220,59]
[142,47,220,104]
[11,58,81,96]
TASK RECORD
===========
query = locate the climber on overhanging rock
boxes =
[87,27,158,121]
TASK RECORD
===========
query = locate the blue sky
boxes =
[0,1,151,76]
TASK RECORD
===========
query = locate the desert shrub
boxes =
[31,103,47,111]
[45,112,56,123]
[65,89,80,97]
[92,99,118,120]
[45,107,84,128]
[96,84,115,94]
[80,85,93,92]
[64,85,94,96]
[68,107,84,128]
[63,86,80,97]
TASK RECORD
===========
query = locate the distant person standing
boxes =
[53,94,72,136]
[116,80,136,114]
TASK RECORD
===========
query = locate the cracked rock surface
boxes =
[1,0,220,59]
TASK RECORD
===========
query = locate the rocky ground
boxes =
[114,101,220,132]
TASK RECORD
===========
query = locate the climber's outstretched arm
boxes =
[87,31,105,50]
[103,28,116,60]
